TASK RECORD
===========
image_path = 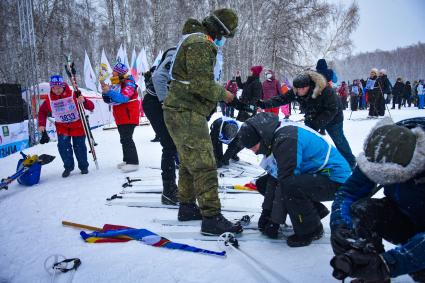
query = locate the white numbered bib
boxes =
[50,96,80,123]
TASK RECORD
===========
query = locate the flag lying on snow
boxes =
[78,223,226,257]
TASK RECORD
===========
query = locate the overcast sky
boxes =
[339,0,425,54]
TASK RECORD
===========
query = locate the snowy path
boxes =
[0,108,421,283]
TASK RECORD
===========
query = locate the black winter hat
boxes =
[293,73,311,88]
[365,124,417,166]
[237,123,261,149]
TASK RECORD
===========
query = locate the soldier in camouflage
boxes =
[163,9,241,235]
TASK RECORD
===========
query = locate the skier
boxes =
[330,118,425,283]
[364,68,386,117]
[163,9,243,235]
[257,71,356,169]
[101,62,140,173]
[237,112,352,247]
[38,75,94,177]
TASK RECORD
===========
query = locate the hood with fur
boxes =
[293,71,327,99]
[357,118,425,185]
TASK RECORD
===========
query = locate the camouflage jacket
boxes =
[164,32,227,116]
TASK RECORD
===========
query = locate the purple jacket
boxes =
[261,71,282,100]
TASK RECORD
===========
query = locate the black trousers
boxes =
[143,93,177,182]
[117,124,139,165]
[280,174,340,235]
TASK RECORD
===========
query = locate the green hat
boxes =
[203,8,238,38]
[365,124,417,166]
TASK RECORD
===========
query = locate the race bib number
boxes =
[50,96,80,123]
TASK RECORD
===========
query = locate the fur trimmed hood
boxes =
[357,118,425,185]
[308,71,327,99]
[293,71,327,99]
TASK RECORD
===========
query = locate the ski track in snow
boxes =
[0,109,421,283]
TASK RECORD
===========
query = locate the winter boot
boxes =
[201,213,243,235]
[313,201,330,219]
[231,154,240,162]
[264,221,280,239]
[178,203,202,221]
[161,180,178,205]
[121,164,139,173]
[286,224,324,247]
[62,169,73,178]
[81,169,89,175]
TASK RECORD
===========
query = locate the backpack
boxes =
[144,47,176,101]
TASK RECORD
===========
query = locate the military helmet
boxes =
[212,8,238,38]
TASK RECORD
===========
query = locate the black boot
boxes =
[162,180,178,205]
[231,154,240,162]
[313,201,330,219]
[287,224,324,247]
[264,221,280,239]
[258,209,271,231]
[201,213,243,235]
[178,203,202,221]
[62,169,73,178]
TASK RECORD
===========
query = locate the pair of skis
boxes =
[64,55,99,169]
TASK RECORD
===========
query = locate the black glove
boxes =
[102,93,113,104]
[258,209,271,231]
[319,129,326,135]
[264,221,280,239]
[75,90,82,97]
[39,130,50,144]
[331,225,356,255]
[256,100,265,109]
[330,250,390,282]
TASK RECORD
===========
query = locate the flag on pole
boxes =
[116,44,125,65]
[123,46,130,68]
[152,50,163,68]
[136,48,150,92]
[83,51,98,91]
[98,49,113,92]
[130,48,138,82]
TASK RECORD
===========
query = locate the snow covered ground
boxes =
[0,107,422,283]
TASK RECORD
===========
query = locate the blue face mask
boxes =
[214,37,226,47]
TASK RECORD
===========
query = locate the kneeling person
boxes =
[237,112,352,247]
[330,118,425,283]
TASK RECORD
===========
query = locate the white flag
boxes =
[98,49,113,92]
[152,50,163,68]
[136,48,150,92]
[116,44,125,65]
[123,46,130,67]
[84,51,98,91]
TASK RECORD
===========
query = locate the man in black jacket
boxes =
[257,71,356,169]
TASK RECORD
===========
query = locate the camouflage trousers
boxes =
[163,108,221,217]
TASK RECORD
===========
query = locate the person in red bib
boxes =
[101,62,140,173]
[38,75,94,177]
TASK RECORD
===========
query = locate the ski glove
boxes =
[104,90,130,104]
[75,90,82,97]
[39,130,50,144]
[331,225,356,255]
[330,250,390,282]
